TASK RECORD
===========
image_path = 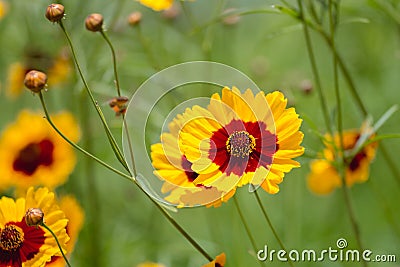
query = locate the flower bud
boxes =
[85,13,103,32]
[45,4,65,23]
[24,70,47,93]
[299,79,313,94]
[25,208,44,227]
[128,12,142,27]
[108,96,129,116]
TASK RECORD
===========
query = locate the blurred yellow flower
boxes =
[0,0,8,20]
[0,187,69,267]
[308,129,378,195]
[0,110,80,191]
[46,195,84,267]
[201,253,226,267]
[136,262,166,267]
[6,49,71,99]
[138,0,173,11]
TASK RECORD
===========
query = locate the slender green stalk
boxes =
[57,20,130,172]
[38,92,133,181]
[41,223,71,267]
[122,116,137,177]
[100,30,121,96]
[233,196,264,267]
[254,191,295,267]
[297,0,333,136]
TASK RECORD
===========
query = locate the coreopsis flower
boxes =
[0,0,9,20]
[0,187,69,267]
[46,196,84,267]
[179,87,304,194]
[201,253,226,267]
[0,110,80,191]
[151,107,236,207]
[138,0,173,11]
[6,49,71,99]
[308,129,378,195]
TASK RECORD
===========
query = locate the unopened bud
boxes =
[25,208,44,227]
[108,96,129,116]
[85,13,104,32]
[128,12,142,26]
[24,70,47,93]
[300,79,313,94]
[45,4,65,23]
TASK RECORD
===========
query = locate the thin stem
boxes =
[297,0,333,136]
[122,116,137,177]
[233,196,264,267]
[254,190,295,267]
[41,223,71,267]
[58,20,130,172]
[38,92,133,182]
[100,30,121,96]
[134,181,213,261]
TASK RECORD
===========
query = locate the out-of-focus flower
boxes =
[128,12,142,26]
[308,129,378,195]
[138,0,174,11]
[201,253,226,267]
[6,49,72,99]
[179,87,304,195]
[136,262,166,267]
[0,187,69,267]
[46,196,84,267]
[0,0,9,20]
[108,96,129,116]
[0,110,80,191]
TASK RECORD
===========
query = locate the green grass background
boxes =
[0,0,399,266]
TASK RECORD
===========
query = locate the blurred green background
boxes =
[0,0,399,266]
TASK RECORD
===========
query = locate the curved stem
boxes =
[100,30,121,96]
[233,195,264,267]
[58,20,129,172]
[41,223,71,267]
[254,190,295,267]
[38,92,133,182]
[297,0,333,136]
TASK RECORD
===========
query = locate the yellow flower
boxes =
[179,87,304,194]
[307,130,378,195]
[201,253,226,267]
[138,0,173,11]
[0,0,8,20]
[6,50,71,99]
[0,110,80,191]
[0,187,69,267]
[151,107,235,207]
[136,262,166,267]
[45,195,84,267]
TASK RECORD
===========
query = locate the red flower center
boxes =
[0,225,24,252]
[209,119,278,177]
[181,155,199,182]
[226,131,256,158]
[13,139,54,175]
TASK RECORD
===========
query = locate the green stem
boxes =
[57,20,130,172]
[100,30,121,96]
[297,0,333,136]
[254,190,295,267]
[122,116,137,177]
[233,196,264,267]
[38,92,133,182]
[41,223,71,267]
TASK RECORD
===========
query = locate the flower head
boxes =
[0,0,9,20]
[201,253,226,267]
[85,13,104,32]
[179,87,304,194]
[308,129,378,195]
[46,196,84,267]
[24,70,47,93]
[0,110,80,191]
[0,187,69,267]
[136,263,166,267]
[45,4,65,23]
[138,0,173,11]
